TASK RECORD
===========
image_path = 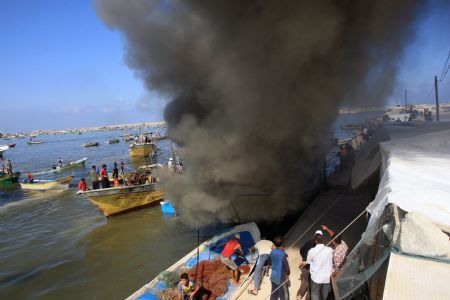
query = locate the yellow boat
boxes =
[77,183,164,217]
[129,142,157,157]
[20,176,74,191]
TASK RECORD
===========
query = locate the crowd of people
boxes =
[177,228,348,300]
[77,160,128,191]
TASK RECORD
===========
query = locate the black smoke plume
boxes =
[96,0,426,226]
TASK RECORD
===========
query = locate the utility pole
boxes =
[405,89,408,110]
[434,76,440,121]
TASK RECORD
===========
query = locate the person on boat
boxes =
[177,273,211,300]
[270,235,290,300]
[100,164,110,188]
[321,225,348,276]
[58,157,63,168]
[90,165,100,190]
[167,158,174,171]
[219,233,244,284]
[27,172,34,183]
[339,145,348,171]
[77,178,89,191]
[248,239,274,296]
[112,162,119,188]
[305,230,333,300]
[120,159,125,175]
[6,160,12,174]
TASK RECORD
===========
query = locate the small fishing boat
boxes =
[83,142,99,147]
[128,223,261,300]
[21,176,74,191]
[27,140,44,144]
[33,157,88,175]
[77,183,164,217]
[340,124,361,129]
[7,143,16,148]
[0,145,9,156]
[124,135,137,142]
[0,172,21,184]
[105,138,120,144]
[129,133,157,157]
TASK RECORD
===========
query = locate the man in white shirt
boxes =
[248,239,274,296]
[306,230,333,300]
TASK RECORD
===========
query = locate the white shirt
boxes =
[307,244,333,284]
[254,239,273,255]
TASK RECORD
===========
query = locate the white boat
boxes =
[128,222,261,300]
[0,145,9,156]
[33,157,88,175]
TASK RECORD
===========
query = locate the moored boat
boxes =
[129,133,157,157]
[20,176,74,191]
[27,140,44,144]
[77,183,164,217]
[127,223,261,300]
[84,142,99,147]
[0,172,21,184]
[0,145,9,156]
[7,143,16,148]
[340,124,361,129]
[105,138,120,144]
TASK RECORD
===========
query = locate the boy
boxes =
[270,235,290,300]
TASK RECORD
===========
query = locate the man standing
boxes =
[90,165,100,190]
[270,235,290,300]
[321,225,349,276]
[248,239,274,296]
[112,162,119,188]
[58,157,63,168]
[100,164,110,188]
[6,160,12,174]
[297,233,317,300]
[219,233,244,284]
[120,159,125,175]
[306,230,333,300]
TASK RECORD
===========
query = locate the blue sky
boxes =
[0,0,449,133]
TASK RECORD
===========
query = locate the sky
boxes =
[0,0,449,133]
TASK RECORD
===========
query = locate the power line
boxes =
[439,50,450,82]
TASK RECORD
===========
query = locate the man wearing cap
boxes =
[219,233,244,284]
[306,230,333,300]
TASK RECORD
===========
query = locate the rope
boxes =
[263,207,368,300]
[194,228,200,282]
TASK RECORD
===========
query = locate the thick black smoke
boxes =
[96,0,425,226]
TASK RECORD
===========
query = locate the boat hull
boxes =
[129,143,157,157]
[0,172,21,184]
[20,176,74,190]
[78,183,164,217]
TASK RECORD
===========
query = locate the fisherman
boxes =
[339,145,348,171]
[27,172,34,183]
[177,272,211,300]
[270,235,290,300]
[167,158,174,171]
[112,162,119,188]
[305,230,333,300]
[100,164,110,188]
[219,233,244,284]
[6,160,12,174]
[90,165,100,190]
[296,232,319,300]
[77,178,88,191]
[321,225,349,276]
[58,157,63,168]
[248,239,274,296]
[120,159,125,175]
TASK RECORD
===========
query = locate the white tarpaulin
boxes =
[367,126,450,232]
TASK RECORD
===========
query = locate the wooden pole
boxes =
[405,89,408,110]
[435,76,440,121]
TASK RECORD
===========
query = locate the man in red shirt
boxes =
[219,233,244,284]
[78,178,88,191]
[100,164,110,188]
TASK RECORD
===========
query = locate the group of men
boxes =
[178,225,348,300]
[78,160,125,191]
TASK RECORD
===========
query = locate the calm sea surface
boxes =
[0,112,382,300]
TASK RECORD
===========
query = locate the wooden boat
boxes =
[7,143,16,148]
[340,124,361,129]
[33,157,88,175]
[124,135,137,142]
[105,138,120,144]
[0,145,9,156]
[21,176,74,191]
[84,142,99,147]
[77,183,165,217]
[27,140,44,144]
[128,223,261,300]
[0,172,21,184]
[129,133,158,157]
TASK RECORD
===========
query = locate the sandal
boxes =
[248,290,258,296]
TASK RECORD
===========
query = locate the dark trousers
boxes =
[101,178,110,188]
[92,181,100,190]
[270,281,289,300]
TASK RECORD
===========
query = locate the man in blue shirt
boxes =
[270,235,290,300]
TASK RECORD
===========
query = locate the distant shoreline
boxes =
[0,121,167,137]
